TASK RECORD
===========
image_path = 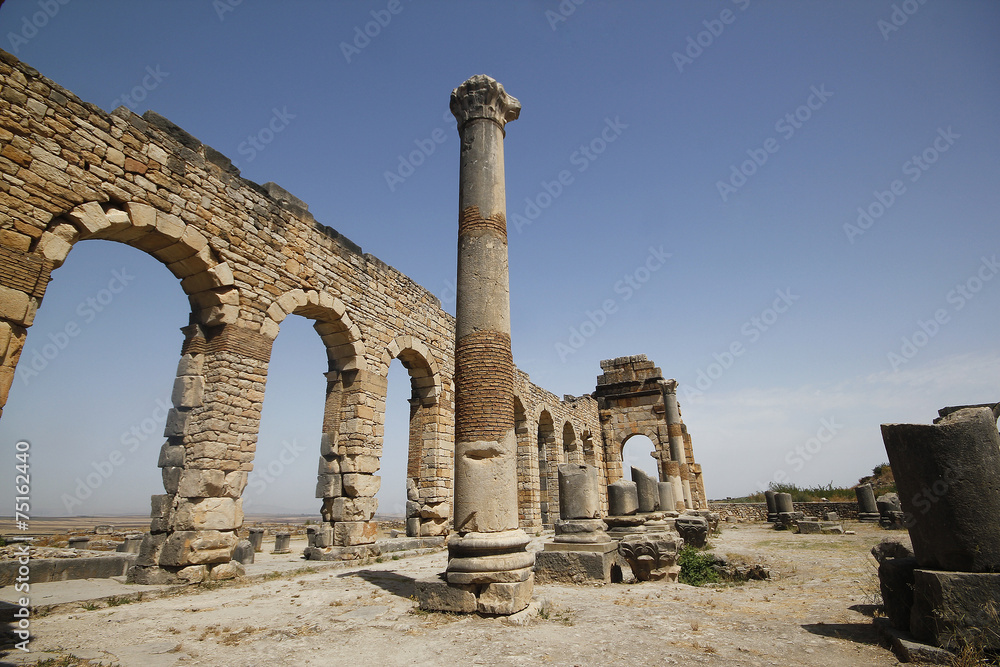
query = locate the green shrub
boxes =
[678,545,720,586]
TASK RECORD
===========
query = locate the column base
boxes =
[414,574,534,615]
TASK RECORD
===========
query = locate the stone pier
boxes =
[417,75,532,615]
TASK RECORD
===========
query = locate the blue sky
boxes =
[1,1,998,516]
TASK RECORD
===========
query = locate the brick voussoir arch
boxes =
[259,288,367,373]
[45,200,239,326]
[379,334,441,405]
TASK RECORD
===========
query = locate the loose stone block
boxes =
[882,406,1000,572]
[557,463,600,519]
[631,466,659,513]
[608,480,639,516]
[879,556,918,631]
[910,569,1000,651]
[534,544,618,584]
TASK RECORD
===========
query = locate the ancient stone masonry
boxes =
[0,51,707,590]
[593,355,704,510]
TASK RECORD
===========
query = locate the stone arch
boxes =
[49,201,239,325]
[259,288,366,373]
[377,335,448,537]
[537,408,556,526]
[379,335,440,405]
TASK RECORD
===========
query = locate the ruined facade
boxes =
[0,51,704,582]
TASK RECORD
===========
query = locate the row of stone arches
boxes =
[1,199,454,578]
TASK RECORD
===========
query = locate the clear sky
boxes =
[1,1,998,517]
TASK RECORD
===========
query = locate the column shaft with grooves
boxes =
[663,382,690,510]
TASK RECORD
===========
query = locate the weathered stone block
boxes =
[208,561,245,581]
[159,530,237,566]
[910,569,1000,650]
[222,470,247,498]
[342,473,380,497]
[318,455,340,475]
[608,480,639,516]
[315,473,342,498]
[340,454,380,473]
[163,408,190,437]
[157,443,184,468]
[161,466,182,494]
[171,375,204,408]
[333,520,377,546]
[134,532,166,568]
[415,577,477,612]
[477,575,533,615]
[231,540,255,565]
[325,496,378,522]
[879,556,917,631]
[534,546,617,584]
[631,466,659,513]
[177,468,225,498]
[172,497,242,531]
[558,463,600,519]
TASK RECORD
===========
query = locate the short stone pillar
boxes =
[855,484,879,522]
[273,532,291,554]
[68,536,90,550]
[417,75,531,615]
[535,464,616,584]
[631,466,659,513]
[608,480,639,516]
[248,528,264,552]
[306,526,318,548]
[774,492,794,514]
[764,490,778,523]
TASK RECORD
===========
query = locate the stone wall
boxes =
[710,502,861,521]
[0,50,705,576]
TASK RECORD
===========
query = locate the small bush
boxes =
[678,546,721,587]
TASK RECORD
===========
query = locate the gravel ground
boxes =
[1,522,911,667]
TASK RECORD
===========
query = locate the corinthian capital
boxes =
[450,74,521,131]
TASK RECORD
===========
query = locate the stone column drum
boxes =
[443,75,532,615]
[764,490,778,522]
[631,466,659,513]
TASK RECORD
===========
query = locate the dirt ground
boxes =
[2,522,912,667]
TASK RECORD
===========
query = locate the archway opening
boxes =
[562,422,578,465]
[0,240,187,522]
[621,434,659,482]
[380,359,412,525]
[251,313,327,517]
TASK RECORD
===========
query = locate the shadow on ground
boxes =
[338,569,417,599]
[848,603,881,618]
[802,622,882,647]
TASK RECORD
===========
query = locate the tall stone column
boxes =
[427,75,532,615]
[662,381,689,510]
